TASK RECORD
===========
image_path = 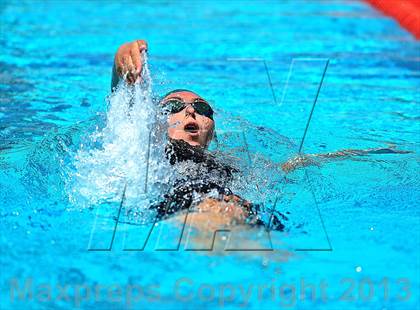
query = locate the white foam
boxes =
[67,54,172,213]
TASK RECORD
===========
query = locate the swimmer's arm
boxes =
[111,40,148,91]
[281,146,412,173]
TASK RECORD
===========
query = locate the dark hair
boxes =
[160,89,200,102]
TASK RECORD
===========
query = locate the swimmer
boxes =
[112,40,270,232]
[111,40,412,232]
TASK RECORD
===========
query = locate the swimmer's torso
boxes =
[151,139,286,231]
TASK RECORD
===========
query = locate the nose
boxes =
[185,104,196,115]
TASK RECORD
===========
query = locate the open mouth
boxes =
[184,122,199,134]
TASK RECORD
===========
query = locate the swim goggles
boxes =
[162,98,214,120]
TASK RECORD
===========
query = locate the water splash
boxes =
[67,54,172,214]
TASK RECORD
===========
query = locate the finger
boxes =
[121,59,130,82]
[121,55,129,76]
[130,47,142,76]
[122,54,135,83]
[115,54,125,77]
[133,40,147,81]
[124,54,135,74]
[135,39,148,52]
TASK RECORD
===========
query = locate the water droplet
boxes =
[262,258,269,267]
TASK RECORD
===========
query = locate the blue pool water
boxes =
[1,1,419,309]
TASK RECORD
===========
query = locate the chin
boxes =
[168,133,204,147]
[182,139,201,147]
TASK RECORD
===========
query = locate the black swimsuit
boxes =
[150,139,286,231]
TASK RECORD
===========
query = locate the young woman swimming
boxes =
[111,40,411,231]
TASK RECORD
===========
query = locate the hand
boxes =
[196,197,247,223]
[114,40,148,84]
[223,194,251,208]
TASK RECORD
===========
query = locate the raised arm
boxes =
[111,40,148,90]
[281,146,412,173]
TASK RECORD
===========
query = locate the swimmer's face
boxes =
[162,91,215,147]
